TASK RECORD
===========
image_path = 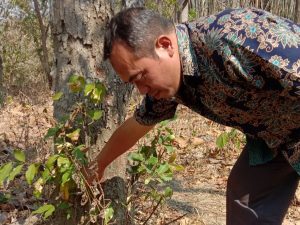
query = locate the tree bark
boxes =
[51,1,133,224]
[295,0,300,24]
[0,55,3,106]
[177,0,189,22]
[123,0,145,8]
[33,0,52,88]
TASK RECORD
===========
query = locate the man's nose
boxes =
[135,83,150,95]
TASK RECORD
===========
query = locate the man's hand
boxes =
[81,162,104,186]
[81,117,154,186]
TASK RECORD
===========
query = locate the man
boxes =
[89,7,300,224]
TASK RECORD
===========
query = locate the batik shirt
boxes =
[134,8,300,174]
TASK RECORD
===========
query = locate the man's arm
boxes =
[88,116,154,182]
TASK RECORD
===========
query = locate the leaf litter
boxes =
[0,96,299,225]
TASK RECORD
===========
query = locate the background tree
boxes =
[123,0,145,8]
[148,0,300,24]
[0,0,298,224]
[11,0,52,88]
[0,55,3,106]
[50,0,134,224]
[295,0,300,23]
[0,0,5,104]
[32,0,52,87]
[177,0,189,22]
[0,0,52,98]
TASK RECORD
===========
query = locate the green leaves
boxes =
[0,163,13,186]
[41,168,51,182]
[68,75,85,93]
[84,83,95,96]
[128,152,144,162]
[57,156,71,173]
[52,92,63,101]
[72,145,88,165]
[91,83,105,103]
[104,205,114,225]
[66,74,106,103]
[88,110,103,121]
[170,163,184,172]
[45,154,59,171]
[1,75,110,222]
[33,178,44,198]
[32,204,55,219]
[66,129,80,142]
[156,164,172,182]
[13,149,25,162]
[26,164,38,185]
[61,170,72,185]
[188,8,197,21]
[216,132,229,149]
[8,165,23,181]
[67,76,106,104]
[164,145,174,153]
[128,122,183,216]
[45,126,60,139]
[216,129,245,149]
[0,151,25,185]
[156,164,170,174]
[164,187,173,198]
[147,156,158,165]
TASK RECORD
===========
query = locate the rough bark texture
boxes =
[123,0,145,8]
[33,0,52,88]
[51,1,132,224]
[0,55,3,106]
[296,0,300,24]
[177,0,189,22]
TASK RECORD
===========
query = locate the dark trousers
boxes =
[226,142,299,225]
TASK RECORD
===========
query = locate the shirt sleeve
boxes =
[134,95,178,126]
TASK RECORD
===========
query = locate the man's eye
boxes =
[136,73,143,81]
[132,73,144,83]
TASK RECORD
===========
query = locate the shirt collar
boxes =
[175,23,199,80]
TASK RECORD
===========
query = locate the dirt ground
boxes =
[156,106,300,225]
[0,95,300,225]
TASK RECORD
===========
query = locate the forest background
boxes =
[0,0,300,225]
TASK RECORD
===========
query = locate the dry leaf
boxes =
[175,137,188,148]
[190,137,204,146]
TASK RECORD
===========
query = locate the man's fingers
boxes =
[81,163,105,186]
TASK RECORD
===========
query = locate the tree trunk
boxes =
[177,0,189,22]
[123,0,145,8]
[51,1,133,224]
[33,0,52,88]
[295,0,300,24]
[0,55,3,106]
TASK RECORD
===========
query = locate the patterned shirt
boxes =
[134,8,300,174]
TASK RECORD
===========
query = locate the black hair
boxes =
[103,7,174,60]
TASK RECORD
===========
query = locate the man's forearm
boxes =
[95,116,154,174]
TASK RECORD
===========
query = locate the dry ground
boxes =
[150,106,300,225]
[0,94,299,225]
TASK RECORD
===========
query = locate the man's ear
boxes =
[155,35,174,57]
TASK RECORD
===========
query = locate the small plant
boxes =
[127,119,184,224]
[216,128,245,150]
[0,75,114,224]
[188,8,197,21]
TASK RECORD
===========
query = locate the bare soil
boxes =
[0,95,299,225]
[153,106,300,225]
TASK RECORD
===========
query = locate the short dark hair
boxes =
[103,7,174,60]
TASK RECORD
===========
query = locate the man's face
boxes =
[109,35,181,100]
